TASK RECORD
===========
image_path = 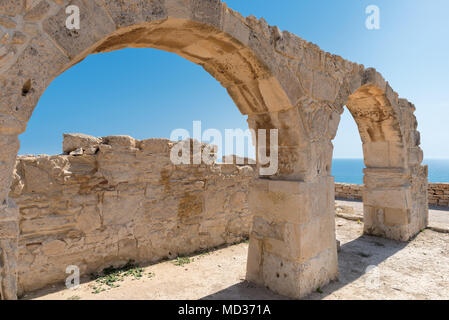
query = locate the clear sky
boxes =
[19,0,449,159]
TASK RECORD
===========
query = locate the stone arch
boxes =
[0,0,305,300]
[0,0,427,300]
[339,68,428,241]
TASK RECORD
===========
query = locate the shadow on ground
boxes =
[200,233,409,300]
[305,234,408,300]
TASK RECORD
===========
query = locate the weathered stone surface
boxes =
[23,0,50,22]
[336,181,449,210]
[43,0,116,59]
[0,0,24,16]
[335,183,363,200]
[102,0,167,28]
[0,16,17,28]
[10,135,255,294]
[0,199,19,300]
[247,177,338,299]
[62,133,101,154]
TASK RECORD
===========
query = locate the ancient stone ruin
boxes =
[10,134,255,294]
[0,1,427,300]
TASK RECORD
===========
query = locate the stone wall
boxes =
[336,182,449,207]
[428,184,449,207]
[335,183,363,200]
[9,134,256,295]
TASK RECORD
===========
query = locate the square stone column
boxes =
[0,199,19,300]
[363,167,428,241]
[246,177,338,299]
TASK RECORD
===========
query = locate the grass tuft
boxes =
[90,260,145,294]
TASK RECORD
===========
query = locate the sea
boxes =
[332,159,449,184]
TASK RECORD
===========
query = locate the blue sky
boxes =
[19,0,449,159]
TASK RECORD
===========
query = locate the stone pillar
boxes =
[0,198,19,300]
[0,134,20,299]
[246,177,338,299]
[363,167,428,241]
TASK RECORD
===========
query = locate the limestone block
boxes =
[0,0,427,299]
[249,185,310,225]
[361,68,387,91]
[274,63,303,108]
[0,135,20,203]
[363,168,410,189]
[43,0,116,58]
[23,0,50,22]
[296,214,336,263]
[363,188,411,209]
[0,0,24,16]
[222,7,250,46]
[102,135,136,149]
[118,237,138,260]
[225,84,260,114]
[76,207,101,233]
[245,233,263,285]
[0,16,17,28]
[363,142,392,167]
[247,178,337,298]
[165,0,191,19]
[0,199,19,221]
[383,208,410,227]
[258,247,338,300]
[41,239,66,256]
[229,191,246,210]
[63,133,101,153]
[139,138,171,153]
[261,251,302,298]
[0,221,19,239]
[0,237,19,300]
[363,205,417,241]
[408,147,424,166]
[190,0,224,30]
[20,215,75,236]
[312,71,338,102]
[274,31,305,61]
[302,44,323,71]
[102,194,141,226]
[102,0,166,28]
[1,36,70,123]
[258,77,295,112]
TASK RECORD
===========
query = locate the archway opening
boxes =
[11,47,259,297]
[332,106,365,227]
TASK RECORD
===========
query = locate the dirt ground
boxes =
[24,202,449,300]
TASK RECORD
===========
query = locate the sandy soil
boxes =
[24,204,449,300]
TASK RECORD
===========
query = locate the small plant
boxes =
[90,260,145,293]
[316,287,323,294]
[67,295,81,300]
[123,266,144,279]
[173,256,192,267]
[92,286,106,294]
